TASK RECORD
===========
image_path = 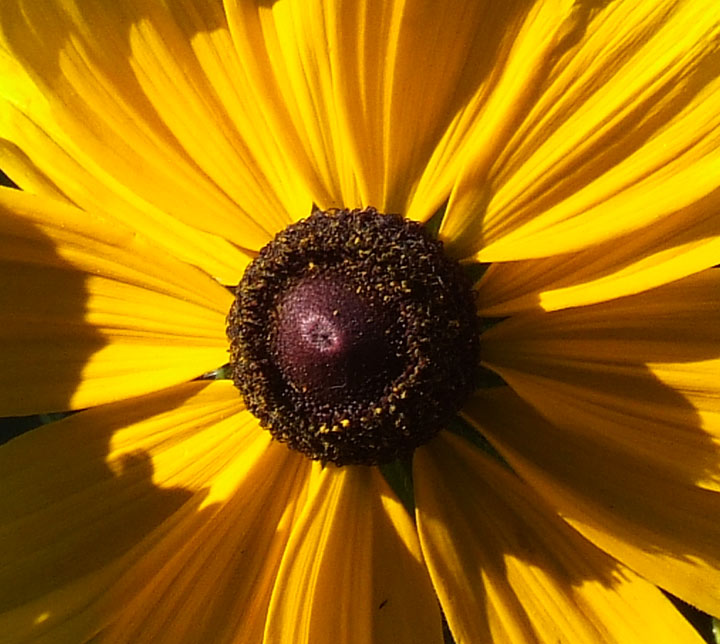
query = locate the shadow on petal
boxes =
[0,386,199,641]
[471,273,720,614]
[0,192,106,421]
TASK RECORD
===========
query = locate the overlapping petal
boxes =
[0,0,310,280]
[0,188,232,415]
[0,0,574,239]
[0,47,256,284]
[465,387,720,619]
[472,271,720,614]
[1,0,719,641]
[475,197,720,315]
[414,432,704,643]
[409,0,577,230]
[226,0,526,218]
[0,381,311,643]
[442,0,720,263]
[481,270,720,491]
[264,463,442,644]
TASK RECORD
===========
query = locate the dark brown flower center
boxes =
[227,207,479,466]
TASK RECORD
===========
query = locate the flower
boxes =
[1,0,720,642]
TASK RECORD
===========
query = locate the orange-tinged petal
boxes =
[443,0,720,262]
[415,432,705,644]
[264,463,442,644]
[0,381,307,643]
[0,1,312,270]
[0,188,232,415]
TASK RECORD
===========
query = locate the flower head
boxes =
[1,1,720,642]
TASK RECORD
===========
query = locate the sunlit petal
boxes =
[465,386,720,618]
[264,463,442,644]
[0,0,312,273]
[415,432,704,643]
[0,382,311,643]
[0,189,232,415]
[475,200,720,315]
[443,0,720,262]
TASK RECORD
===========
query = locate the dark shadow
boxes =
[0,170,18,189]
[0,173,46,444]
[0,207,203,636]
[0,414,53,446]
[0,206,106,417]
[667,593,715,644]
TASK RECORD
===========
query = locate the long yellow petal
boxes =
[470,276,720,618]
[442,0,720,262]
[100,391,311,644]
[0,381,306,643]
[227,0,533,218]
[475,272,720,614]
[0,1,312,270]
[406,0,565,225]
[0,189,232,415]
[481,270,720,492]
[464,387,720,619]
[264,463,442,644]
[415,432,705,644]
[475,200,720,315]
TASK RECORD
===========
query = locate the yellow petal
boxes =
[405,0,562,225]
[432,0,578,254]
[475,199,720,315]
[415,432,705,644]
[264,463,442,644]
[465,369,720,614]
[0,111,253,285]
[226,0,538,218]
[100,392,311,644]
[0,137,72,203]
[0,381,309,643]
[0,44,253,284]
[268,0,530,216]
[481,270,720,492]
[442,0,720,262]
[0,1,312,268]
[0,188,233,415]
[475,269,720,613]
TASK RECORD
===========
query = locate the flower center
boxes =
[227,207,479,466]
[273,275,401,406]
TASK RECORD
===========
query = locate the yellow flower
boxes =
[1,1,720,642]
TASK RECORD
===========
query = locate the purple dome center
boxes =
[273,275,398,405]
